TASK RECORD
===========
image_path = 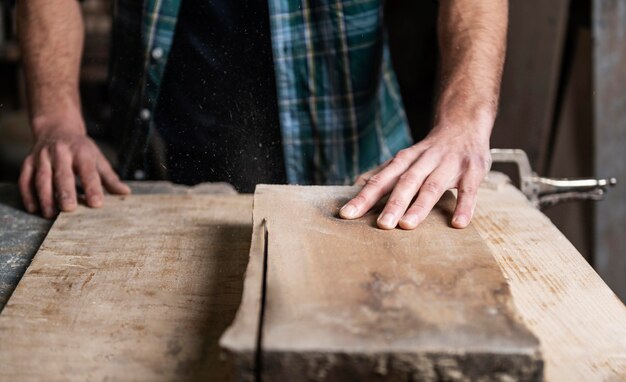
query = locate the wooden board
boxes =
[475,174,626,381]
[0,194,252,381]
[2,177,625,381]
[221,185,543,381]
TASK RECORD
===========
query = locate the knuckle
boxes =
[386,198,405,208]
[399,171,420,186]
[56,190,72,201]
[51,140,67,155]
[392,149,413,164]
[458,185,477,196]
[365,174,383,188]
[352,193,368,206]
[76,144,95,158]
[35,167,52,182]
[410,201,428,212]
[53,168,71,183]
[421,180,442,194]
[464,151,491,172]
[82,173,100,187]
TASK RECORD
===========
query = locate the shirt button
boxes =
[140,108,151,121]
[151,47,164,61]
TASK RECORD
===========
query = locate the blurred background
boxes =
[0,0,624,300]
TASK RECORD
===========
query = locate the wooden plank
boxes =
[0,194,252,381]
[475,175,626,381]
[2,178,625,381]
[592,0,626,302]
[222,185,543,380]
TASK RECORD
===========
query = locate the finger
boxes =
[75,154,104,208]
[34,149,56,219]
[340,148,419,219]
[353,159,391,187]
[51,144,78,212]
[398,165,458,230]
[375,158,439,230]
[451,169,483,229]
[97,156,131,195]
[19,155,38,213]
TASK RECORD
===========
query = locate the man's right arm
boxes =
[17,0,129,219]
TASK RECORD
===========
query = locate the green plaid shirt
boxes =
[110,0,412,184]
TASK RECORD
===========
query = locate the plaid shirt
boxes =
[110,0,412,184]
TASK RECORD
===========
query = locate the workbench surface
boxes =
[0,177,625,381]
[0,181,235,311]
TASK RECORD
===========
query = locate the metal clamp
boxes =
[490,149,617,209]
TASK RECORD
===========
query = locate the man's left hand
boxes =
[339,123,491,230]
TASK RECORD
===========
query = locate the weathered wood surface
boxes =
[0,194,252,381]
[222,185,543,381]
[2,177,625,381]
[475,175,626,381]
[0,181,236,312]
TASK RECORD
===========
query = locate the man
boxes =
[17,0,507,230]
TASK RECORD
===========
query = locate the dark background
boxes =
[0,0,624,300]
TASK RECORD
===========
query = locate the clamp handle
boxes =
[490,149,617,208]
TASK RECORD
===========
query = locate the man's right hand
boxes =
[19,114,131,219]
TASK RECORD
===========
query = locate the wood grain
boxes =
[2,178,625,381]
[0,194,252,381]
[222,185,543,381]
[474,178,626,381]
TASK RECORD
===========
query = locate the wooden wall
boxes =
[591,0,626,301]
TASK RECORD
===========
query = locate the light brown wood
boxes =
[474,176,626,381]
[222,185,543,380]
[1,177,625,381]
[0,194,252,381]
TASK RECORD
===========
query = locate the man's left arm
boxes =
[340,0,508,229]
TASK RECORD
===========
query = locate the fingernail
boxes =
[378,213,396,229]
[400,214,418,227]
[340,204,357,219]
[453,215,468,227]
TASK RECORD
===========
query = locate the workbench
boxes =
[0,176,625,381]
[0,181,236,312]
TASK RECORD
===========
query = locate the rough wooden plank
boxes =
[474,177,626,381]
[592,0,626,302]
[0,194,252,381]
[0,181,236,312]
[3,178,625,381]
[222,185,543,381]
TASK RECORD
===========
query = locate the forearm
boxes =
[435,0,508,137]
[17,0,85,136]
